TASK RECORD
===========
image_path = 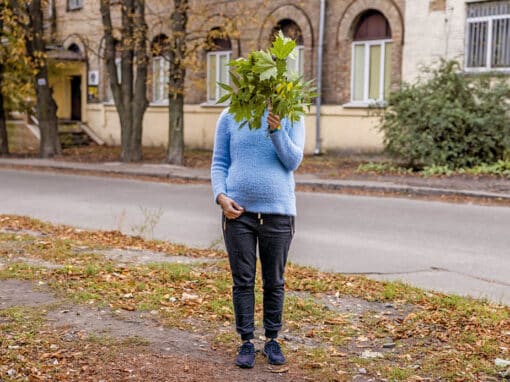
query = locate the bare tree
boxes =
[166,0,188,165]
[100,0,149,162]
[157,1,257,165]
[9,0,60,157]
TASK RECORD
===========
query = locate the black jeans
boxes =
[222,211,294,341]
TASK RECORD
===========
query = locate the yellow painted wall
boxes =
[49,61,87,121]
[51,77,71,119]
[85,104,384,153]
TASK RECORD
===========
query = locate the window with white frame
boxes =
[207,51,231,103]
[151,35,171,103]
[206,28,232,103]
[466,1,510,70]
[287,45,305,76]
[106,57,121,102]
[67,0,83,11]
[153,57,169,103]
[351,10,392,103]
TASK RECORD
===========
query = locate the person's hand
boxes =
[267,112,281,132]
[217,194,244,219]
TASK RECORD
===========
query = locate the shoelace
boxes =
[239,342,254,354]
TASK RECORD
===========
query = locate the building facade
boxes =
[44,0,509,154]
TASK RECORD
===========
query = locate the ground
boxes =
[1,215,509,381]
[2,133,510,380]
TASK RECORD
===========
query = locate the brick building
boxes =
[44,0,509,153]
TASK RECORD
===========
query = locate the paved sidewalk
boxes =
[1,157,509,201]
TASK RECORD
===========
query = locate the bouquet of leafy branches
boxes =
[216,31,317,130]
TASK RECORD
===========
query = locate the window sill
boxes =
[200,102,229,108]
[342,101,387,109]
[149,101,169,107]
[464,67,510,75]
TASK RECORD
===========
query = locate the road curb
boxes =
[296,180,510,201]
[1,160,510,202]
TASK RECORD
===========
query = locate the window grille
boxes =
[466,2,510,70]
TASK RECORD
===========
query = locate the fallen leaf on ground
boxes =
[267,366,289,373]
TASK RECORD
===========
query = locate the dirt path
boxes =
[0,279,305,381]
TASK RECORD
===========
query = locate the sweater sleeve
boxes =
[270,115,305,172]
[211,109,231,203]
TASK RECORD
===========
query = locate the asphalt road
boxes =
[1,169,509,304]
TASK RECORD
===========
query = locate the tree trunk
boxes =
[0,72,8,156]
[128,0,148,162]
[166,0,188,165]
[26,0,60,157]
[167,94,184,164]
[0,16,8,155]
[100,0,148,163]
[35,69,60,157]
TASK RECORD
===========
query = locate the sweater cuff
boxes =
[214,190,225,204]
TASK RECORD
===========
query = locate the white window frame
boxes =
[67,0,83,11]
[287,45,305,76]
[349,39,392,106]
[48,0,54,17]
[465,14,510,72]
[152,56,169,104]
[106,57,121,103]
[206,50,231,104]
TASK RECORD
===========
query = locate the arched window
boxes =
[68,43,81,54]
[272,19,304,76]
[351,10,392,103]
[151,34,170,103]
[206,28,232,103]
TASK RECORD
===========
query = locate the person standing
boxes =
[211,106,305,368]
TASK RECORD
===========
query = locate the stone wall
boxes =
[402,0,467,82]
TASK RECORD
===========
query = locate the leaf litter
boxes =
[0,214,509,381]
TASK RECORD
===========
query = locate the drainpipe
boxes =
[314,0,326,155]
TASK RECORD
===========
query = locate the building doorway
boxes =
[71,76,82,121]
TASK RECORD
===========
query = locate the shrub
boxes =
[378,60,510,169]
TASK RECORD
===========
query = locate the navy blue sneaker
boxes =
[235,341,255,368]
[262,339,286,365]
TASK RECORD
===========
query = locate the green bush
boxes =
[378,60,510,169]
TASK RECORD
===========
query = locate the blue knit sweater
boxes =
[211,108,305,216]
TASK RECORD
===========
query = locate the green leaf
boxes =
[230,72,241,88]
[225,31,317,130]
[218,82,233,92]
[259,67,277,81]
[270,30,296,60]
[216,93,231,104]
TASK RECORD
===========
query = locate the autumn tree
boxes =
[153,1,255,165]
[0,3,7,155]
[0,0,37,155]
[100,0,148,162]
[8,0,60,157]
[166,0,188,165]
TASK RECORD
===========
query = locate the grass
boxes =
[387,366,414,381]
[0,214,509,381]
[357,160,510,177]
